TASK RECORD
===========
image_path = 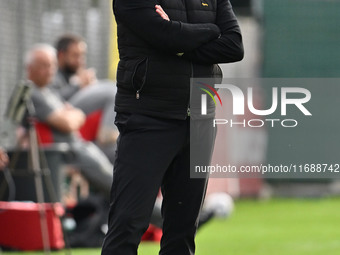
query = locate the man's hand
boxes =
[64,102,76,110]
[156,4,186,57]
[0,148,9,170]
[155,5,170,21]
[71,68,97,89]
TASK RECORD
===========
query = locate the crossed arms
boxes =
[113,0,243,64]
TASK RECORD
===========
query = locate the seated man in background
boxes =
[51,34,118,163]
[25,43,113,198]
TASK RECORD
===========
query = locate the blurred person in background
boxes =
[25,43,113,197]
[51,34,118,163]
[0,147,9,170]
[52,35,96,100]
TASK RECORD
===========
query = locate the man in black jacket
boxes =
[101,0,243,254]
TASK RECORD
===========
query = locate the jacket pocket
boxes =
[116,57,148,97]
[131,57,148,99]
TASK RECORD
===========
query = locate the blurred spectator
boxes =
[51,34,118,162]
[52,34,95,99]
[25,43,113,197]
[0,147,9,170]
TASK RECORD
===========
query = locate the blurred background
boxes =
[0,0,340,254]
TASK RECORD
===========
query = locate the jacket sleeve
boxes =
[182,0,244,64]
[113,0,221,53]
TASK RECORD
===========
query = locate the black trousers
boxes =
[101,113,216,255]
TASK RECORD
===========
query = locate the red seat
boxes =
[34,110,102,145]
[34,121,54,144]
[79,110,102,141]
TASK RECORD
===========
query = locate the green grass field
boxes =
[2,198,340,255]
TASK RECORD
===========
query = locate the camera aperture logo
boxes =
[198,82,223,115]
[200,83,312,128]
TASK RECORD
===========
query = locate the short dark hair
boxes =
[55,34,84,52]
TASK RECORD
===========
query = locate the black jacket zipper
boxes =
[186,61,194,119]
